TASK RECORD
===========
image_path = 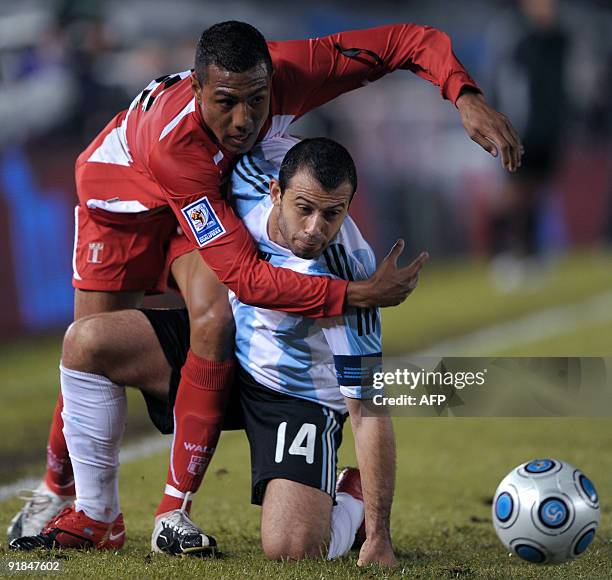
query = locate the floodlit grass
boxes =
[382,251,612,355]
[0,336,157,484]
[497,319,612,357]
[1,420,610,579]
[1,252,611,578]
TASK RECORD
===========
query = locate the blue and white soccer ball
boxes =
[492,459,600,565]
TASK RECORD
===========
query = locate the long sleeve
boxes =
[148,144,348,318]
[269,22,481,117]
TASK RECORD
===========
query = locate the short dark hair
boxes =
[195,21,272,83]
[279,138,357,199]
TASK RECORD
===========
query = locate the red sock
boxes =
[156,350,235,516]
[43,393,75,496]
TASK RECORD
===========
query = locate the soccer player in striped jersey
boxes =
[9,19,518,548]
[230,136,384,411]
[11,137,424,566]
[227,137,413,565]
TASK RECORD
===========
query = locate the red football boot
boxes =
[336,467,366,549]
[9,506,125,551]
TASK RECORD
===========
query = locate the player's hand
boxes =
[357,536,397,567]
[456,91,524,173]
[346,240,428,308]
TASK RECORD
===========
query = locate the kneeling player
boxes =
[11,138,425,565]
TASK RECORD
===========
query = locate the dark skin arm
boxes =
[456,90,524,172]
[347,240,429,308]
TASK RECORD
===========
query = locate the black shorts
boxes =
[139,308,190,435]
[239,368,347,505]
[139,307,347,504]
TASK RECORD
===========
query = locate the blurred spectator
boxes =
[0,7,77,146]
[1,0,611,336]
[487,0,570,290]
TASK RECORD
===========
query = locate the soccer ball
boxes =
[492,459,600,565]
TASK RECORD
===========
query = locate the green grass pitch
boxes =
[1,252,611,578]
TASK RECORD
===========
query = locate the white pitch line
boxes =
[0,430,242,502]
[413,291,612,357]
[118,433,170,463]
[0,478,39,502]
[2,292,611,500]
[0,436,170,502]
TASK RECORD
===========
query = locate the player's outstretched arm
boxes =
[347,240,428,308]
[271,24,480,113]
[272,24,523,171]
[456,90,524,172]
[150,145,350,318]
[186,204,427,316]
[345,397,397,567]
[151,146,426,318]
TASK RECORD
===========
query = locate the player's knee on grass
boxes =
[260,479,332,561]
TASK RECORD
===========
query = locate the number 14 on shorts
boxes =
[275,422,316,465]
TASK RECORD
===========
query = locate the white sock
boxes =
[60,364,126,523]
[327,492,364,560]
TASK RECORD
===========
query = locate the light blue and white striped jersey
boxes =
[230,136,382,413]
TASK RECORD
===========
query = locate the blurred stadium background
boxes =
[1,0,611,335]
[1,0,611,576]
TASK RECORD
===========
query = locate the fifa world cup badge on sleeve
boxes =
[181,196,226,247]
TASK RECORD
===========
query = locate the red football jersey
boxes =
[76,24,479,317]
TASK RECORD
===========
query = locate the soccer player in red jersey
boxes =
[7,21,522,551]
